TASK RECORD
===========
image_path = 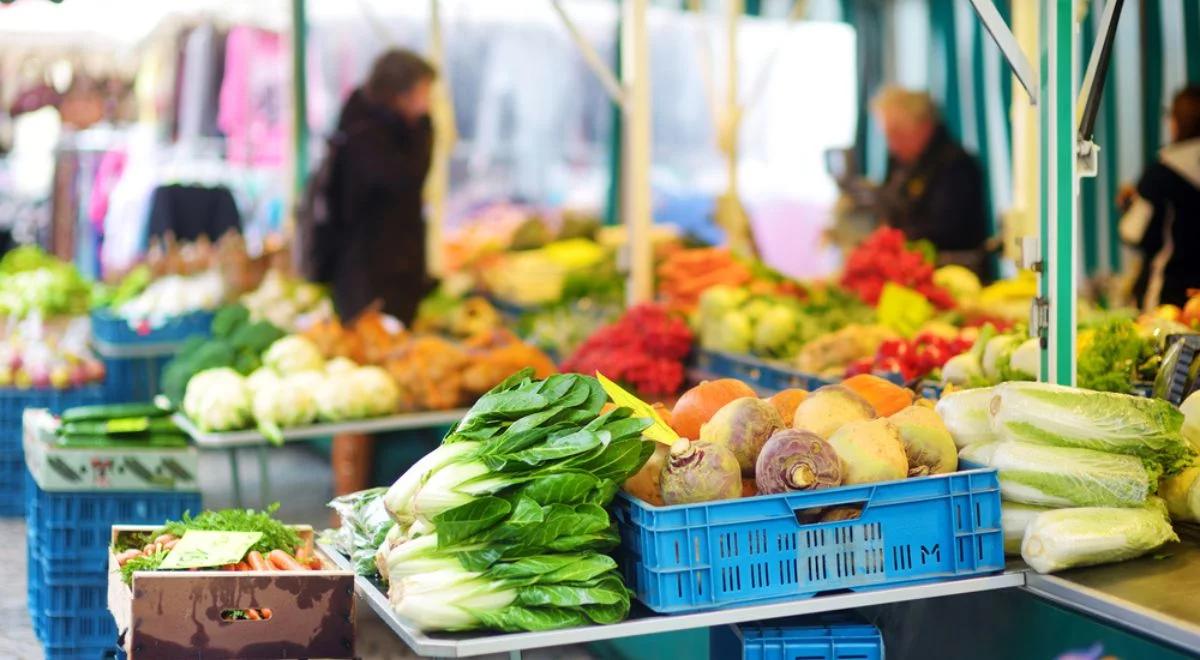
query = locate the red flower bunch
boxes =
[562,303,693,396]
[840,227,955,309]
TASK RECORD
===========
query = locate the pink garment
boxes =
[218,27,287,165]
[87,149,126,230]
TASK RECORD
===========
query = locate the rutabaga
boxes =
[935,387,997,449]
[990,382,1195,474]
[1159,466,1200,523]
[1021,498,1178,574]
[1001,502,1051,555]
[958,441,1154,508]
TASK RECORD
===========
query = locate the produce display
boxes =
[839,227,955,309]
[562,304,693,397]
[479,238,614,307]
[160,304,286,404]
[111,506,322,585]
[950,382,1194,573]
[240,269,334,332]
[0,315,105,389]
[847,326,975,382]
[0,246,93,318]
[183,335,400,441]
[373,370,654,632]
[516,300,621,359]
[620,373,954,508]
[656,247,752,312]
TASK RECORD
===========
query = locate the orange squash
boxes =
[671,379,757,440]
[766,389,808,426]
[841,374,913,417]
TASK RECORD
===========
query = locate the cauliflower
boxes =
[245,367,281,396]
[263,335,325,375]
[183,368,251,432]
[753,305,799,357]
[252,373,319,444]
[316,366,402,421]
[325,357,358,376]
[350,366,402,417]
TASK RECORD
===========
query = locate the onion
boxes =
[660,439,742,505]
[755,429,842,494]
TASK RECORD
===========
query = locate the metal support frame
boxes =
[290,0,310,204]
[968,0,1038,104]
[1038,0,1078,385]
[424,0,456,278]
[550,0,652,303]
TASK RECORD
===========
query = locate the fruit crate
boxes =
[612,468,1004,613]
[710,614,885,660]
[0,386,104,516]
[90,308,213,346]
[693,350,831,393]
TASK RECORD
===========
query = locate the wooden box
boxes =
[108,525,356,659]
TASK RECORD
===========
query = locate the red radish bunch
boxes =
[846,331,974,382]
[840,228,955,309]
[562,304,693,396]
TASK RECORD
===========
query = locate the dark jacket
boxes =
[1125,138,1200,309]
[877,125,990,279]
[326,90,433,324]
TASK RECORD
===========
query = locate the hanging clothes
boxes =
[175,23,227,142]
[87,149,126,230]
[218,26,286,166]
[146,184,241,243]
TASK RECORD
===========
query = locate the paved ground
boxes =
[3,446,597,660]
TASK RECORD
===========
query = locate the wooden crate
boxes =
[108,525,356,659]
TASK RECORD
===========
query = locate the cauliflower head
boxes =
[183,367,251,432]
[263,335,325,375]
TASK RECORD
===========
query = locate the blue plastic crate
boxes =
[613,468,1004,613]
[40,609,118,650]
[0,448,24,515]
[692,350,832,394]
[90,308,213,346]
[711,615,885,660]
[25,476,201,572]
[100,354,172,404]
[42,646,120,660]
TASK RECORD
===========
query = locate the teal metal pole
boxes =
[1039,0,1077,385]
[604,11,622,227]
[292,0,310,198]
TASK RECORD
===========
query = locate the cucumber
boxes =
[60,402,171,424]
[61,417,179,437]
[56,432,189,449]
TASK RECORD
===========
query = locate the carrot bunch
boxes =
[114,538,323,571]
[656,248,752,312]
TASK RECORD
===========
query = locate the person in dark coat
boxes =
[1120,85,1200,311]
[871,87,991,281]
[325,50,435,325]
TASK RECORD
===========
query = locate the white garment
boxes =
[8,107,61,198]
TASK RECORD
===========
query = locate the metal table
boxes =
[321,544,1024,659]
[173,410,466,507]
[1022,530,1200,654]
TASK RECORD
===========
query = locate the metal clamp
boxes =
[1077,139,1100,178]
[1030,296,1050,348]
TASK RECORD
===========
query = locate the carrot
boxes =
[163,539,179,551]
[245,551,269,571]
[245,609,261,621]
[259,608,272,620]
[294,546,309,561]
[267,550,305,571]
[307,556,323,570]
[153,533,176,545]
[234,561,251,571]
[115,549,141,566]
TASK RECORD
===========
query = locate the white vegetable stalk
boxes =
[390,568,517,631]
[412,459,494,521]
[385,533,466,581]
[384,441,480,524]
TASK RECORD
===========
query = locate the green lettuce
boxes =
[1021,498,1178,574]
[935,387,998,449]
[959,441,1154,508]
[991,382,1195,475]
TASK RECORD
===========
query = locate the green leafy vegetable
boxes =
[959,441,1155,508]
[990,381,1195,475]
[162,504,301,555]
[1021,498,1178,574]
[1077,319,1154,393]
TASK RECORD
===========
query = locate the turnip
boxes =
[792,385,876,439]
[755,429,842,494]
[700,397,784,476]
[660,438,742,505]
[826,419,908,485]
[889,405,958,476]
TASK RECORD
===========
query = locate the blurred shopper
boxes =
[1120,85,1200,311]
[320,49,435,325]
[871,87,991,280]
[317,50,435,501]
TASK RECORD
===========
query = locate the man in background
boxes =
[871,87,991,280]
